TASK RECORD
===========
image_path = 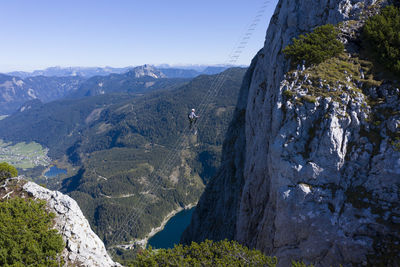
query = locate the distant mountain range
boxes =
[0,65,234,114]
[5,65,235,79]
[0,74,85,114]
[7,66,132,79]
[68,65,190,98]
[156,64,241,73]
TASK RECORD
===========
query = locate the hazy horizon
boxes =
[0,0,278,72]
[4,63,248,74]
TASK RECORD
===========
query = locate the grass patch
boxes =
[302,95,317,103]
[391,137,400,151]
[285,53,387,103]
[283,90,295,98]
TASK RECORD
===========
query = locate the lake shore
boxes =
[119,202,197,249]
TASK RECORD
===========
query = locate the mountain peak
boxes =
[127,64,166,79]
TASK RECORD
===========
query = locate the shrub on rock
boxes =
[130,239,277,266]
[0,162,18,181]
[283,24,344,67]
[362,5,400,75]
[0,198,65,266]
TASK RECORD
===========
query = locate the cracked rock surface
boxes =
[22,181,120,267]
[182,0,399,266]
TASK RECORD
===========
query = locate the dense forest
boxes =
[0,68,247,246]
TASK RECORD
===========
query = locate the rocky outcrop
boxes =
[182,0,400,266]
[9,179,120,267]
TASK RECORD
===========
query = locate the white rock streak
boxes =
[23,182,120,267]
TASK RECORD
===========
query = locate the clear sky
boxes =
[0,0,278,72]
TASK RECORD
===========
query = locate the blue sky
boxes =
[0,0,278,72]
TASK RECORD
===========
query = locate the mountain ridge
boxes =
[0,73,85,115]
[5,65,233,79]
[0,64,233,114]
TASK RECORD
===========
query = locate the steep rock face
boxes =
[182,0,400,265]
[182,55,259,243]
[20,180,119,267]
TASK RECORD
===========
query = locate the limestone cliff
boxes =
[182,0,400,266]
[0,178,119,267]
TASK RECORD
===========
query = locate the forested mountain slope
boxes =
[61,68,246,245]
[0,68,247,246]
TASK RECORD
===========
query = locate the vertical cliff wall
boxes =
[182,0,400,265]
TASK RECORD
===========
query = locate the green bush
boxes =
[292,261,315,267]
[129,239,277,266]
[0,162,18,181]
[283,24,344,67]
[362,5,400,75]
[0,198,65,266]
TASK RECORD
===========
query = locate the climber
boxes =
[188,108,199,130]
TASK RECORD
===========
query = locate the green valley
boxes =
[0,68,247,247]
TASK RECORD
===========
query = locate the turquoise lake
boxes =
[148,208,194,249]
[45,166,67,177]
